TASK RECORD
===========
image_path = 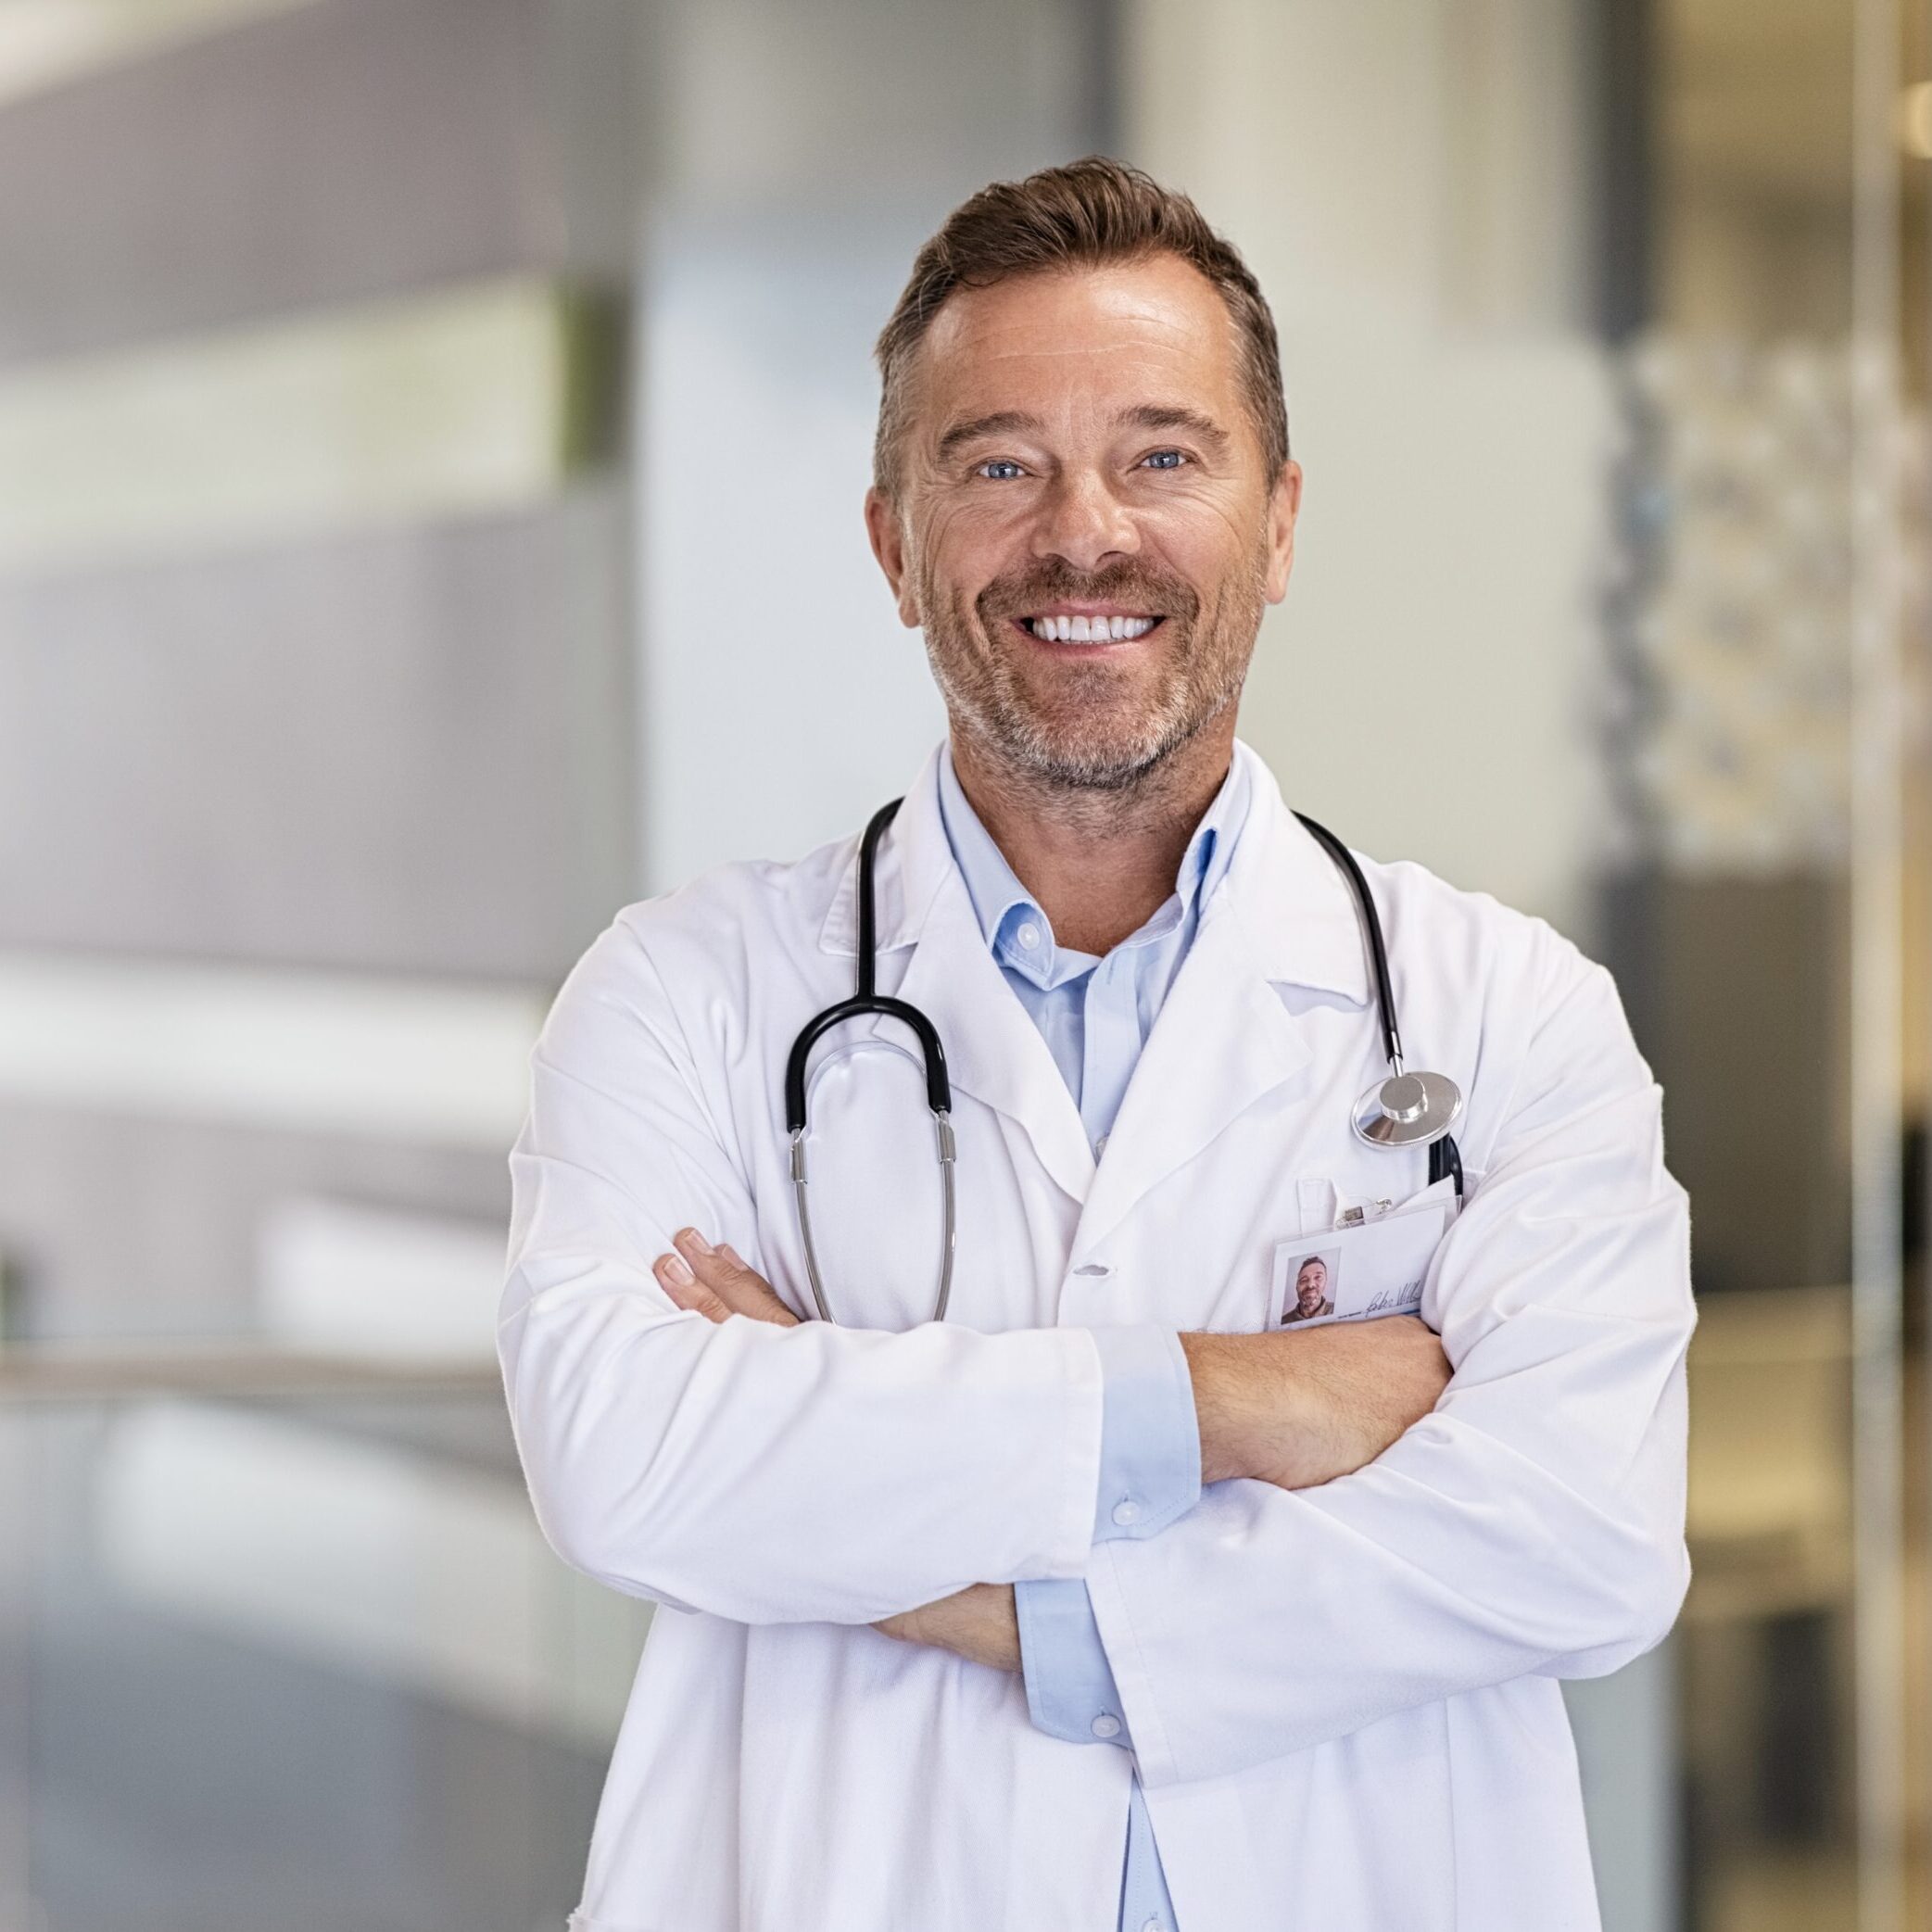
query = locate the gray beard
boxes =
[919,585,1258,799]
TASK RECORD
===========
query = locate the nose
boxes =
[1029,466,1139,575]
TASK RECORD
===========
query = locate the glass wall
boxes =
[1635,2,1917,1926]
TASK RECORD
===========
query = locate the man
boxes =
[1281,1255,1332,1324]
[500,158,1693,1932]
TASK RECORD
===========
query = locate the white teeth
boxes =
[1027,613,1157,641]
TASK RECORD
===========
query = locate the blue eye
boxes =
[1141,448,1187,471]
[977,460,1026,481]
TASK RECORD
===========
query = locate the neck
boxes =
[948,715,1237,956]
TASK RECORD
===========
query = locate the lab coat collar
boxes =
[1219,742,1373,1006]
[815,742,952,961]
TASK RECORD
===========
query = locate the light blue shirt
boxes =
[937,749,1248,1932]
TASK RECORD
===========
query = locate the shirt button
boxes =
[1017,921,1042,949]
[1142,1919,1164,1932]
[1112,1499,1141,1528]
[1091,1713,1121,1739]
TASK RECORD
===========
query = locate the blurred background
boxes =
[0,1,1925,1927]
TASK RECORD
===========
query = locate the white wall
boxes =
[636,0,1106,890]
[639,216,947,888]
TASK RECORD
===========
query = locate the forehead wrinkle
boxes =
[951,322,1215,365]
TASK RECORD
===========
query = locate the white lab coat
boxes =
[499,739,1693,1932]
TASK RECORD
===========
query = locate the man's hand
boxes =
[873,1582,1021,1672]
[653,1228,799,1325]
[1182,1318,1452,1489]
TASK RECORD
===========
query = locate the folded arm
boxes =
[499,916,1110,1627]
[667,1228,1455,1672]
[1082,954,1694,1788]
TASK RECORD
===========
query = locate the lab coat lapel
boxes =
[1075,755,1373,1256]
[894,877,1097,1204]
[1073,897,1305,1254]
[818,748,1095,1206]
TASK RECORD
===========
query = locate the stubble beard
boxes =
[916,550,1269,802]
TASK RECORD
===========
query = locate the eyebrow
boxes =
[935,410,1043,462]
[934,403,1233,464]
[1121,404,1231,453]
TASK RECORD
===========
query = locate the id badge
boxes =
[1268,1183,1455,1331]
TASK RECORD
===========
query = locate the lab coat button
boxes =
[1111,1500,1140,1528]
[1072,1262,1110,1278]
[1091,1713,1121,1739]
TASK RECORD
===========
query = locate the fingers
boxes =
[652,1229,800,1326]
[653,1247,733,1321]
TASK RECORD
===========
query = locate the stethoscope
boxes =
[784,799,1464,1327]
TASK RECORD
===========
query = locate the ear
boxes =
[1263,459,1303,605]
[865,487,923,627]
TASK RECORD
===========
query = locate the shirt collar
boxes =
[817,740,1371,1008]
[934,744,1250,981]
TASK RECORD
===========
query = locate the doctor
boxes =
[500,158,1693,1932]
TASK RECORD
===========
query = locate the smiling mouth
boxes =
[1017,613,1162,643]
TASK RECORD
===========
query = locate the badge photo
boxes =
[1272,1246,1342,1327]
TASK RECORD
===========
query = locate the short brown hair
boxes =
[873,156,1289,499]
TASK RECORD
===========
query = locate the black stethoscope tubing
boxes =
[784,797,1462,1324]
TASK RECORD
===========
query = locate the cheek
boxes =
[919,499,1031,600]
[1137,493,1264,583]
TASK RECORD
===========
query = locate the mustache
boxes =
[976,561,1200,624]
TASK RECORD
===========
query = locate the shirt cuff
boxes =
[1015,1578,1132,1749]
[1089,1324,1201,1542]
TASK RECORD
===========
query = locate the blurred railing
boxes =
[0,1344,646,1932]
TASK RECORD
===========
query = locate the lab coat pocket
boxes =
[1268,1187,1454,1331]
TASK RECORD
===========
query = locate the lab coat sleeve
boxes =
[1083,937,1695,1789]
[498,914,1106,1626]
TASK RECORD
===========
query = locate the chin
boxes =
[1009,719,1177,790]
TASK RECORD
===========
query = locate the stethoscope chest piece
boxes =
[1351,1067,1463,1149]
